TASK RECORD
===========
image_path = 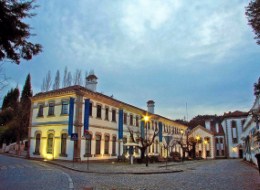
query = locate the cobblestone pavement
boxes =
[51,159,260,190]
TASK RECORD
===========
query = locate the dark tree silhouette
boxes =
[254,77,260,97]
[0,0,42,64]
[246,0,260,45]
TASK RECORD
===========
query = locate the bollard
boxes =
[255,153,260,175]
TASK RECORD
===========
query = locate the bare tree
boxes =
[128,126,158,161]
[41,70,52,92]
[63,66,68,87]
[73,69,82,85]
[67,71,72,86]
[52,70,60,90]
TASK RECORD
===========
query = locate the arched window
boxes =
[104,135,109,155]
[85,134,92,157]
[47,133,54,154]
[95,135,101,155]
[60,133,67,156]
[112,136,116,155]
[34,133,41,155]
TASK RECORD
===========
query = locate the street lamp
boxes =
[144,115,150,167]
[204,140,208,159]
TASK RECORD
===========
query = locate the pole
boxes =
[146,121,148,167]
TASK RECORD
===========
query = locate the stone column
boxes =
[74,94,83,162]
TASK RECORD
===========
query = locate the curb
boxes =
[46,161,184,175]
[1,153,184,175]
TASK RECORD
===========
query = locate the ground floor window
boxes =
[47,134,54,154]
[85,134,92,157]
[104,135,109,155]
[60,133,67,156]
[34,134,41,154]
[112,136,116,155]
[95,135,101,155]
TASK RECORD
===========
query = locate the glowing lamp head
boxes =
[144,115,149,122]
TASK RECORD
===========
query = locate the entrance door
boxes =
[239,149,243,158]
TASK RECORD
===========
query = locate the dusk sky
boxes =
[2,0,260,120]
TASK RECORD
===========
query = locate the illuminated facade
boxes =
[28,75,187,161]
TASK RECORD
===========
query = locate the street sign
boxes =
[84,130,92,140]
[71,133,78,141]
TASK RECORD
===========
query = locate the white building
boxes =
[28,74,188,161]
[221,111,248,158]
[189,125,214,159]
[241,96,260,167]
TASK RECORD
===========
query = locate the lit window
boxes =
[34,133,41,154]
[47,133,54,154]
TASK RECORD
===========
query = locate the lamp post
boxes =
[144,115,149,167]
[204,140,208,160]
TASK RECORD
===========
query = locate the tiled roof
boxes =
[222,110,248,118]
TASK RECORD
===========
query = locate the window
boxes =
[38,104,44,117]
[123,137,127,155]
[95,135,101,155]
[34,134,41,154]
[231,120,238,143]
[136,116,139,127]
[96,104,102,119]
[89,102,92,116]
[112,136,116,155]
[85,134,92,157]
[48,102,55,116]
[130,114,133,126]
[155,122,157,131]
[60,133,67,156]
[105,107,109,120]
[124,113,127,124]
[104,135,109,154]
[61,101,68,115]
[47,133,54,154]
[216,138,219,143]
[155,140,159,153]
[216,150,219,156]
[151,121,154,130]
[112,109,116,122]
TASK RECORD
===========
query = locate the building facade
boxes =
[189,125,215,159]
[241,96,260,167]
[28,76,187,161]
[204,111,248,159]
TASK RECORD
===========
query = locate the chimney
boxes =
[86,73,98,92]
[147,100,155,114]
